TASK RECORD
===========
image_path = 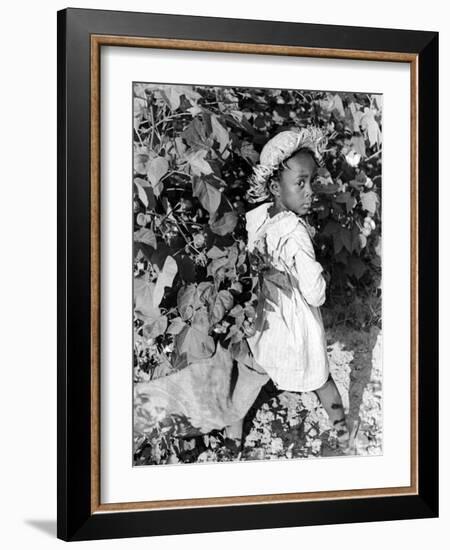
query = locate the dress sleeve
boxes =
[281,226,327,307]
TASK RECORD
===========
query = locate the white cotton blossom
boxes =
[364,176,374,189]
[345,150,361,167]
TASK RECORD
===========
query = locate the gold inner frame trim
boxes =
[90,34,419,514]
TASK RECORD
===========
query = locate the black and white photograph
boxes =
[132,83,383,466]
[0,0,442,546]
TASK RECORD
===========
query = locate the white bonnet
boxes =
[246,126,328,203]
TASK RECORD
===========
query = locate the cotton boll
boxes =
[345,150,361,167]
[364,176,374,189]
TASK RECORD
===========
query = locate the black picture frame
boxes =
[57,7,438,541]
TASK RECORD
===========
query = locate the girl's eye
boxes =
[297,179,306,188]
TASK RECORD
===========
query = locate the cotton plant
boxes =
[132,83,382,464]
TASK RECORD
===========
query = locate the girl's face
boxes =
[270,150,317,216]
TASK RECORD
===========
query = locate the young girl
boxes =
[245,127,360,455]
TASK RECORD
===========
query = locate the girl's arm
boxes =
[282,228,327,307]
[294,246,327,307]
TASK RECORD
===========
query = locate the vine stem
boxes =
[149,103,156,151]
[167,211,202,257]
[366,149,382,161]
[154,111,191,128]
[157,201,181,224]
[160,171,190,184]
[294,91,308,102]
[135,128,144,147]
[223,194,235,211]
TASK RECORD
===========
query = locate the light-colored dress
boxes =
[245,202,330,392]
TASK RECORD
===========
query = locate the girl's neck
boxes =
[268,200,287,219]
[268,200,305,222]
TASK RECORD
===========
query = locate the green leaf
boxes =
[176,324,215,361]
[263,268,292,294]
[226,324,244,344]
[174,136,187,158]
[142,315,168,339]
[230,281,243,294]
[375,236,382,256]
[187,150,213,176]
[240,140,259,164]
[134,228,157,249]
[349,101,364,132]
[373,95,383,111]
[134,98,147,131]
[334,191,357,214]
[134,242,154,262]
[340,227,353,253]
[316,182,340,195]
[360,191,379,215]
[207,256,229,279]
[134,178,155,209]
[134,181,148,207]
[167,317,186,335]
[197,281,215,303]
[191,306,210,334]
[192,176,221,215]
[182,117,211,149]
[134,151,149,175]
[147,156,169,197]
[230,339,254,368]
[211,290,234,324]
[332,232,344,254]
[133,83,148,100]
[351,134,366,158]
[206,246,227,259]
[161,85,202,111]
[351,224,361,252]
[322,219,341,237]
[160,87,181,111]
[361,108,381,147]
[209,211,238,236]
[229,305,245,326]
[134,277,160,322]
[346,256,367,279]
[153,256,178,307]
[210,114,229,154]
[262,278,279,303]
[175,254,196,283]
[177,284,200,321]
[332,93,345,118]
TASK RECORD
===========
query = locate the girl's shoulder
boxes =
[265,211,312,247]
[245,203,314,258]
[269,216,318,268]
[245,202,271,233]
[245,202,272,253]
[263,213,315,268]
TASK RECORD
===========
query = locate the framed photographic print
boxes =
[57,7,439,542]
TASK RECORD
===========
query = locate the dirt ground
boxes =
[194,324,382,462]
[134,323,382,464]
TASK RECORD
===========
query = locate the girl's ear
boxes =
[269,179,280,197]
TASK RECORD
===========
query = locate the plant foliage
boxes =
[133,83,382,385]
